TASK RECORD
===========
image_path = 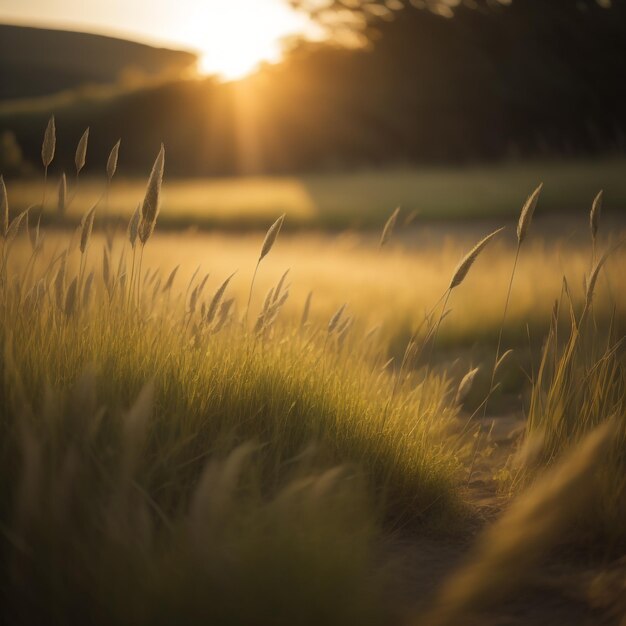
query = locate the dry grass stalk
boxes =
[138,217,155,246]
[272,269,290,304]
[57,173,67,215]
[64,277,78,317]
[517,183,543,245]
[27,211,40,252]
[328,303,347,334]
[380,206,400,247]
[582,240,623,316]
[80,206,97,254]
[590,190,603,244]
[206,272,236,324]
[128,204,140,248]
[259,214,285,262]
[456,366,480,404]
[107,139,121,181]
[336,317,353,349]
[300,291,313,328]
[140,144,165,227]
[589,190,603,266]
[162,265,179,293]
[246,214,286,323]
[83,271,94,307]
[54,253,67,309]
[212,298,234,334]
[75,127,89,175]
[449,227,504,290]
[102,247,111,293]
[41,116,56,168]
[494,349,514,375]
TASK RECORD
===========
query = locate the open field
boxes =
[3,2,626,623]
[5,157,626,229]
[1,122,626,625]
[2,186,626,623]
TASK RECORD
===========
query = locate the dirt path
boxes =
[387,413,623,625]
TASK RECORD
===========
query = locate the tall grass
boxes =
[0,124,463,624]
[1,118,625,624]
[517,275,626,549]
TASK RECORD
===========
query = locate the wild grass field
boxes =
[1,120,626,625]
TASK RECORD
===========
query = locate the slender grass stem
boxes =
[483,242,520,417]
[245,260,260,327]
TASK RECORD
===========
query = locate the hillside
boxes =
[0,23,197,101]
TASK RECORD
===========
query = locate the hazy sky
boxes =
[0,0,315,78]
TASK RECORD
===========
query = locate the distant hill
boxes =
[0,24,197,101]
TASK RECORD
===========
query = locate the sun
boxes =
[196,28,282,81]
[188,1,313,81]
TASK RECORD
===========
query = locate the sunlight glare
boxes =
[189,1,311,80]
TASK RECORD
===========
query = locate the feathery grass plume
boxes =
[140,144,165,226]
[255,274,290,337]
[420,418,618,626]
[138,216,155,247]
[80,206,96,254]
[590,191,603,237]
[0,175,8,237]
[254,287,279,336]
[75,127,89,175]
[64,277,78,317]
[328,303,347,334]
[57,173,67,215]
[54,253,67,309]
[107,139,121,181]
[583,242,624,315]
[259,213,285,262]
[336,317,353,349]
[102,247,111,290]
[212,298,234,334]
[272,269,290,303]
[189,285,200,315]
[162,265,179,293]
[380,206,400,247]
[128,204,140,248]
[266,290,289,327]
[246,214,286,323]
[494,349,514,375]
[197,272,210,295]
[590,190,603,259]
[301,291,313,328]
[516,183,543,245]
[83,271,94,307]
[404,208,419,227]
[26,210,39,252]
[5,209,27,246]
[206,272,236,324]
[41,115,56,169]
[449,227,505,290]
[455,366,480,405]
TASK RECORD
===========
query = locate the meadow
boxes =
[1,121,625,625]
[6,156,626,229]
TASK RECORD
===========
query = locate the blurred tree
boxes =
[290,0,616,34]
